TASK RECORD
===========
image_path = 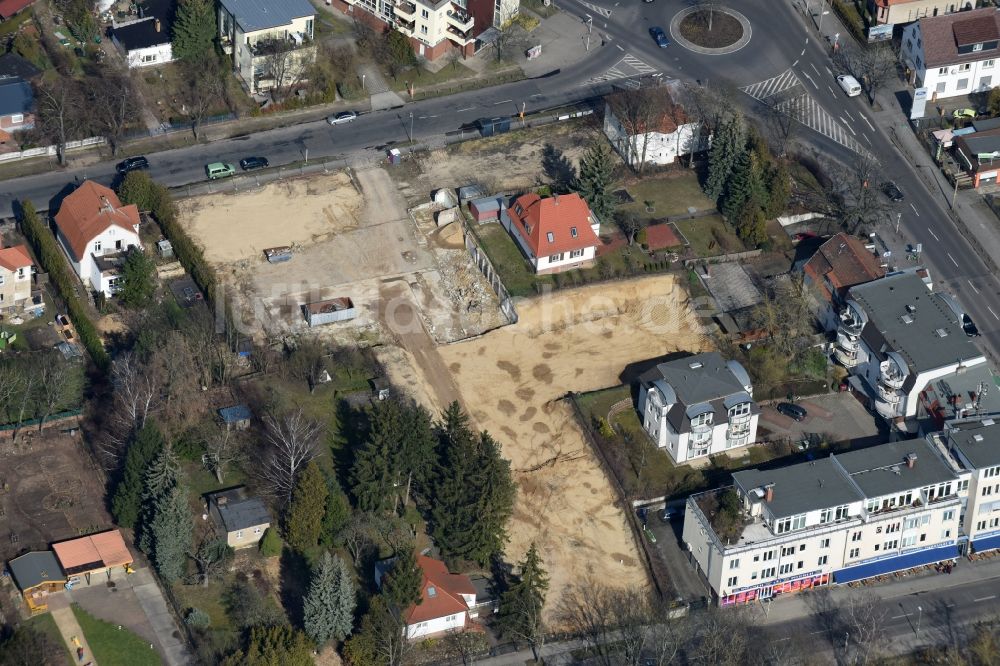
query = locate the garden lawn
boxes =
[618,172,716,221]
[389,61,477,91]
[72,604,162,666]
[25,612,74,665]
[674,215,745,257]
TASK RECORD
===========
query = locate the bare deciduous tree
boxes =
[205,426,245,484]
[181,59,225,140]
[838,43,896,107]
[559,583,653,666]
[842,591,889,666]
[89,66,139,156]
[187,526,232,587]
[104,352,160,464]
[606,84,675,175]
[33,78,83,165]
[260,408,322,503]
[493,6,524,63]
[34,354,83,432]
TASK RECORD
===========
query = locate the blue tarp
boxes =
[833,543,960,584]
[218,404,252,423]
[972,533,1000,553]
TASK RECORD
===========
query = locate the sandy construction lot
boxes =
[395,275,709,608]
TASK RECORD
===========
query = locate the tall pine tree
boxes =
[112,423,164,528]
[705,115,745,201]
[398,404,436,507]
[383,548,422,612]
[286,461,328,552]
[574,139,616,221]
[148,484,193,582]
[171,0,217,61]
[350,400,404,513]
[304,552,356,645]
[319,473,351,548]
[138,446,181,555]
[720,146,754,223]
[498,543,549,662]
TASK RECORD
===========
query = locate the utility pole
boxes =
[585,14,593,51]
[916,606,923,635]
[952,176,960,208]
[362,73,366,90]
[895,211,901,234]
[409,112,414,142]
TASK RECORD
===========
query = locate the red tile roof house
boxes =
[801,233,886,332]
[502,192,601,275]
[53,181,142,297]
[0,243,33,312]
[376,555,482,640]
[0,0,36,21]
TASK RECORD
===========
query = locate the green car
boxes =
[206,162,236,180]
[953,108,977,119]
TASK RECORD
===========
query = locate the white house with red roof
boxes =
[0,243,33,312]
[502,192,601,275]
[53,181,142,296]
[376,554,481,640]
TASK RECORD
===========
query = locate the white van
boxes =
[837,74,862,97]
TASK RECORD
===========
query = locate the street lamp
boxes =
[409,112,414,142]
[361,73,366,90]
[916,606,923,635]
[844,632,849,651]
[585,14,593,52]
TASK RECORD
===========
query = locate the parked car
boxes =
[116,156,149,174]
[963,314,980,337]
[205,162,236,180]
[776,402,808,421]
[239,156,269,171]
[649,26,669,48]
[836,74,862,97]
[953,108,977,119]
[882,180,904,202]
[327,111,358,125]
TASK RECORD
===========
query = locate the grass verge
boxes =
[71,604,162,666]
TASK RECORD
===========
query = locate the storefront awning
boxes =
[833,543,959,584]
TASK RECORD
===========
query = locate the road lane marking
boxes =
[841,119,857,135]
[844,108,855,120]
[494,99,512,105]
[975,595,998,602]
[861,114,876,132]
[825,66,833,76]
[617,44,625,51]
[802,71,819,89]
[801,48,806,56]
[811,63,821,75]
[864,133,872,144]
[829,86,837,96]
[910,203,919,216]
[948,253,960,267]
[891,614,907,619]
[456,106,475,112]
[969,280,980,294]
[792,59,799,67]
[927,228,940,241]
[988,306,1000,321]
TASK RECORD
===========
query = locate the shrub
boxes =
[185,607,211,628]
[595,417,615,439]
[259,528,282,558]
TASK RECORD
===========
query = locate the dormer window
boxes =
[571,226,578,238]
[514,204,523,215]
[974,43,984,52]
[525,224,532,234]
[546,231,554,243]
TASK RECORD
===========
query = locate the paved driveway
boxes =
[758,392,885,446]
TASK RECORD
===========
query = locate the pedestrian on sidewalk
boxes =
[77,646,84,662]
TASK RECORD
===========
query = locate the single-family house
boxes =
[801,233,886,331]
[52,530,134,586]
[0,243,33,312]
[502,192,601,274]
[902,8,1000,100]
[603,84,702,168]
[112,5,174,69]
[53,180,142,296]
[637,352,760,465]
[218,404,252,430]
[376,554,480,639]
[7,551,65,613]
[0,78,34,132]
[218,0,317,95]
[206,487,271,549]
[0,0,36,21]
[834,271,987,423]
[869,0,976,26]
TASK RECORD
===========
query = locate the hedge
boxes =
[832,0,866,44]
[17,200,110,370]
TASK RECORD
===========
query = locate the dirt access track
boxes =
[385,275,709,610]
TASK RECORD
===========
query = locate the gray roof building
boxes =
[0,78,33,118]
[218,0,315,32]
[837,438,957,499]
[734,456,864,519]
[207,487,271,533]
[947,418,1000,470]
[8,551,64,591]
[848,272,981,375]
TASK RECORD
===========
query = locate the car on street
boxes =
[116,156,149,174]
[882,180,904,202]
[963,314,980,337]
[649,26,669,48]
[327,111,358,125]
[206,162,236,180]
[239,156,269,171]
[836,74,862,97]
[953,108,977,119]
[776,402,808,421]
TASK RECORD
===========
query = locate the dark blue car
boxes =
[650,26,669,48]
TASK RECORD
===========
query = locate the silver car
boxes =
[327,111,358,125]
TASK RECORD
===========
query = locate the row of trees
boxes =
[0,351,84,436]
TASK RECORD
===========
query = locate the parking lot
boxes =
[757,391,885,445]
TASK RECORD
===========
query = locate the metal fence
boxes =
[0,136,105,164]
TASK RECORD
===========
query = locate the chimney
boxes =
[905,452,917,468]
[99,195,114,212]
[155,18,161,32]
[553,193,559,205]
[763,484,774,503]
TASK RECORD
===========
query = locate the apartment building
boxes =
[683,438,968,606]
[637,352,759,465]
[333,0,518,60]
[218,0,316,95]
[902,8,1000,100]
[869,0,976,26]
[800,233,885,332]
[834,272,986,423]
[938,418,1000,552]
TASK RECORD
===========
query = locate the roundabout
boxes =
[669,5,752,55]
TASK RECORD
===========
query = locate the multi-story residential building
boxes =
[218,0,316,95]
[637,352,759,465]
[937,418,1000,553]
[833,272,986,423]
[869,0,977,27]
[683,438,968,606]
[333,0,518,61]
[0,243,33,312]
[800,233,885,332]
[603,82,703,168]
[902,8,1000,100]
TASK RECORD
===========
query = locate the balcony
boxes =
[395,17,416,34]
[446,7,474,31]
[247,33,313,57]
[879,371,905,391]
[394,1,417,18]
[874,395,900,419]
[834,341,860,368]
[446,24,474,44]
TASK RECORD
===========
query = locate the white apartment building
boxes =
[938,418,1000,553]
[637,352,759,465]
[218,0,316,95]
[603,84,703,168]
[902,8,1000,100]
[683,438,969,606]
[834,272,986,423]
[869,0,976,27]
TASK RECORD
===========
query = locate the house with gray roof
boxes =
[834,271,987,423]
[206,487,272,549]
[7,550,65,613]
[217,0,316,95]
[637,351,760,464]
[0,78,34,133]
[941,417,1000,552]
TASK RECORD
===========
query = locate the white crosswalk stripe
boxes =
[742,69,865,155]
[583,54,659,85]
[621,54,657,74]
[578,0,612,17]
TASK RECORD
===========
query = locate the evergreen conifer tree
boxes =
[304,552,356,645]
[574,139,616,220]
[350,400,404,512]
[112,423,164,528]
[498,543,549,662]
[171,0,217,61]
[383,548,423,612]
[286,461,328,552]
[705,116,745,201]
[148,484,194,582]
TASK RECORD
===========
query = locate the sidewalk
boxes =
[122,567,193,666]
[47,594,98,666]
